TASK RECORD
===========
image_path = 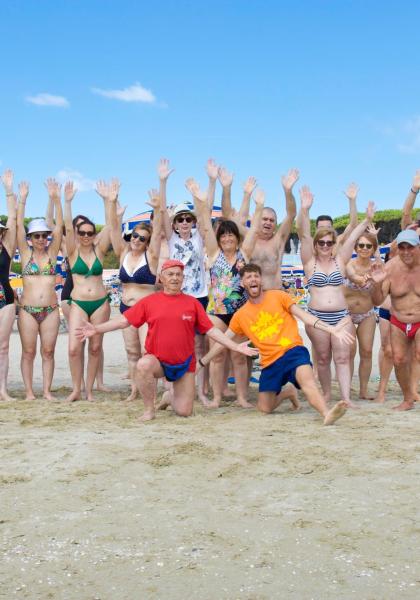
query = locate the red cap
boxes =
[160,259,185,272]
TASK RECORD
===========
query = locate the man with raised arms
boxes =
[76,259,257,421]
[371,229,420,411]
[199,264,353,425]
[250,169,299,290]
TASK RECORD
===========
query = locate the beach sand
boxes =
[1,319,419,599]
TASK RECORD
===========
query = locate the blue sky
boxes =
[1,0,420,223]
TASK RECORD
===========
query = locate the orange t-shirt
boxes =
[229,290,303,368]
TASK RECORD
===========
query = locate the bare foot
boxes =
[323,400,347,425]
[43,391,54,401]
[344,399,360,410]
[124,389,138,402]
[66,390,82,403]
[197,392,210,406]
[374,393,386,404]
[85,391,95,402]
[95,383,111,393]
[156,391,171,411]
[24,392,36,401]
[139,410,156,422]
[393,401,414,411]
[204,399,221,409]
[0,391,13,402]
[359,392,375,401]
[277,385,300,411]
[234,399,254,408]
[412,391,420,403]
[223,388,235,398]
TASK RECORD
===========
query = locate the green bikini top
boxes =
[71,250,103,278]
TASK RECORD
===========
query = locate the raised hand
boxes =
[218,166,233,188]
[185,177,200,198]
[109,178,121,202]
[146,188,160,209]
[158,158,174,181]
[64,181,77,203]
[1,169,13,193]
[281,168,299,191]
[206,158,219,180]
[116,201,127,219]
[366,223,381,237]
[344,182,359,201]
[369,261,387,284]
[366,201,375,222]
[254,189,265,206]
[45,178,61,200]
[243,176,257,195]
[18,181,30,203]
[96,180,109,200]
[299,186,314,210]
[75,321,96,341]
[412,169,420,192]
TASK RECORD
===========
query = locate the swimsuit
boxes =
[119,252,156,286]
[160,355,193,382]
[390,315,420,339]
[0,246,14,309]
[20,304,58,324]
[22,251,56,277]
[61,257,73,301]
[350,308,376,325]
[378,307,391,321]
[207,250,247,319]
[307,258,348,325]
[343,277,375,325]
[69,250,108,317]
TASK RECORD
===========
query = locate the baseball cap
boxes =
[396,230,420,247]
[160,259,185,272]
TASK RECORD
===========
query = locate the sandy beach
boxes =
[1,316,419,599]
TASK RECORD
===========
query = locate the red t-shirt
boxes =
[124,291,213,369]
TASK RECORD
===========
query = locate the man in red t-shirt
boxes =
[77,259,257,421]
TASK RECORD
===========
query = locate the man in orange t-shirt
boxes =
[200,264,354,425]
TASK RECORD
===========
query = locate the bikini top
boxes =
[343,277,373,292]
[307,258,344,288]
[22,251,56,277]
[71,250,103,277]
[119,252,156,286]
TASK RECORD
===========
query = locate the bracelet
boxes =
[411,187,418,195]
[199,358,205,367]
[313,318,320,329]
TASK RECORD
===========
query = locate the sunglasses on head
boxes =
[357,243,373,249]
[176,215,193,224]
[32,232,49,240]
[131,232,149,242]
[78,230,95,237]
[317,240,335,247]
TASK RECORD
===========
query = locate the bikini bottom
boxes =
[68,295,110,318]
[350,308,376,325]
[21,304,58,324]
[307,307,349,326]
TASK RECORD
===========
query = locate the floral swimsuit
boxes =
[207,250,247,317]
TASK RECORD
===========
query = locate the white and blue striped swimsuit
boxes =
[307,259,349,325]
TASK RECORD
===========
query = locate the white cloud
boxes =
[91,82,156,104]
[26,93,70,108]
[397,116,420,154]
[56,168,96,192]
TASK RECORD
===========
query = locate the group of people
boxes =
[1,162,420,424]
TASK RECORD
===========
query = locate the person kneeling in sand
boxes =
[199,264,354,425]
[76,259,258,421]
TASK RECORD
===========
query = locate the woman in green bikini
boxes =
[64,181,111,402]
[17,178,63,401]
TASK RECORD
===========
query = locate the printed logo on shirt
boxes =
[182,314,193,321]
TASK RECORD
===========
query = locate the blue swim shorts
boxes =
[259,346,312,394]
[160,355,193,382]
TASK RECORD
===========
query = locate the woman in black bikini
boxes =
[64,181,111,402]
[109,186,162,401]
[16,178,63,400]
[0,170,17,401]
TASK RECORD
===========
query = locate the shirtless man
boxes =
[371,229,420,410]
[250,169,299,290]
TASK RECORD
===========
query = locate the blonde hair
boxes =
[313,227,337,253]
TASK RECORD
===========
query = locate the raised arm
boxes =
[337,201,375,265]
[238,176,257,226]
[186,178,219,260]
[241,189,265,259]
[95,180,114,256]
[16,181,29,255]
[218,166,234,219]
[206,158,218,211]
[401,170,420,229]
[337,182,359,244]
[44,178,63,257]
[1,169,17,255]
[108,181,126,258]
[157,158,175,241]
[145,188,163,269]
[64,181,77,256]
[274,168,299,248]
[296,186,315,265]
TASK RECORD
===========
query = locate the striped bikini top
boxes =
[22,251,56,277]
[307,258,344,288]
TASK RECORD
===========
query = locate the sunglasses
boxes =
[357,243,373,249]
[78,230,95,237]
[317,240,335,247]
[176,216,194,224]
[132,232,149,242]
[32,233,49,240]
